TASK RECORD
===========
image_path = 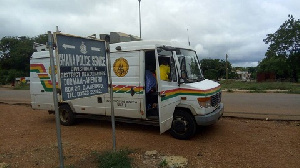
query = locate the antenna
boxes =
[187,28,190,46]
[56,26,60,33]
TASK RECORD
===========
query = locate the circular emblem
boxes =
[80,42,87,54]
[113,57,129,77]
[48,65,57,75]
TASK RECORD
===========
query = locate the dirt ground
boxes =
[0,103,299,168]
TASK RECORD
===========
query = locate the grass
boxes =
[220,80,300,94]
[94,148,133,168]
[159,159,168,167]
[13,83,30,90]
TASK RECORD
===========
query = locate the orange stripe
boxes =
[38,74,49,77]
[30,64,46,73]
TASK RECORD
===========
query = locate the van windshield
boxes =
[177,49,204,83]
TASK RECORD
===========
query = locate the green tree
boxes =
[34,34,48,44]
[0,36,34,84]
[0,36,34,71]
[257,55,291,80]
[262,14,300,82]
[200,58,233,80]
[248,67,257,79]
[0,34,47,84]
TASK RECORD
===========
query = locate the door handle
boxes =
[130,87,135,96]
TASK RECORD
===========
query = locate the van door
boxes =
[156,49,180,133]
[106,51,144,118]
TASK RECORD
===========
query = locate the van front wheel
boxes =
[170,110,196,140]
[59,104,75,126]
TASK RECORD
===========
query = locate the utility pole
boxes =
[48,31,64,168]
[187,29,190,46]
[226,54,228,80]
[138,0,141,39]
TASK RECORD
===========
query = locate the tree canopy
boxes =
[259,14,300,81]
[0,34,47,84]
[200,58,236,80]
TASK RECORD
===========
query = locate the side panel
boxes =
[158,81,180,133]
[105,51,144,118]
[68,95,106,115]
[30,52,57,110]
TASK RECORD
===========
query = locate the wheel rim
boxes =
[60,109,69,122]
[172,117,188,135]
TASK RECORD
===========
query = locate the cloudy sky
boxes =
[1,0,299,67]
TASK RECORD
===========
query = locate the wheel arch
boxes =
[175,105,197,116]
[58,102,76,113]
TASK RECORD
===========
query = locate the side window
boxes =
[170,57,177,82]
[158,56,177,82]
[158,57,170,81]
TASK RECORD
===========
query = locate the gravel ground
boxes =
[0,103,299,168]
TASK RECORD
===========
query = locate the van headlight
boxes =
[197,97,211,108]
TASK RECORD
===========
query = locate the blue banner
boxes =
[56,34,108,101]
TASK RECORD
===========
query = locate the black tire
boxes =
[59,104,76,126]
[170,109,197,140]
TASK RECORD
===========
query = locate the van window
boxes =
[170,57,177,82]
[157,48,177,82]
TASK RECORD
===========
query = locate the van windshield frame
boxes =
[176,49,204,83]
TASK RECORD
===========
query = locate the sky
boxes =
[1,0,300,67]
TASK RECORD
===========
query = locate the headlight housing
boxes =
[197,97,211,108]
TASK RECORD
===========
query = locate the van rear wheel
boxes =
[59,104,75,126]
[170,109,197,140]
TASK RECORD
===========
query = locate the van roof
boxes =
[110,40,193,52]
[31,40,194,58]
[31,51,52,59]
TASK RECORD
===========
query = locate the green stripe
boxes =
[41,81,53,92]
[39,77,50,80]
[30,69,40,73]
[161,88,221,101]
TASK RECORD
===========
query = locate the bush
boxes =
[0,69,27,84]
[96,149,133,168]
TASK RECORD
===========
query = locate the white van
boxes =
[30,40,223,140]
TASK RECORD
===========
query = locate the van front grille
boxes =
[211,92,221,107]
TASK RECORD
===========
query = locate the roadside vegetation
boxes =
[13,83,30,90]
[220,80,300,94]
[94,148,133,168]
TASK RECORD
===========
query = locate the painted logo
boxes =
[48,65,57,75]
[30,64,58,92]
[113,57,129,77]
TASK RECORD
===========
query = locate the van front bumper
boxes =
[195,103,224,126]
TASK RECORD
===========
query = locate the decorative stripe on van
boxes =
[38,73,50,80]
[30,64,47,73]
[30,64,58,92]
[112,85,144,94]
[41,80,57,92]
[160,85,221,101]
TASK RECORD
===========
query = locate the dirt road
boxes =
[0,103,299,168]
